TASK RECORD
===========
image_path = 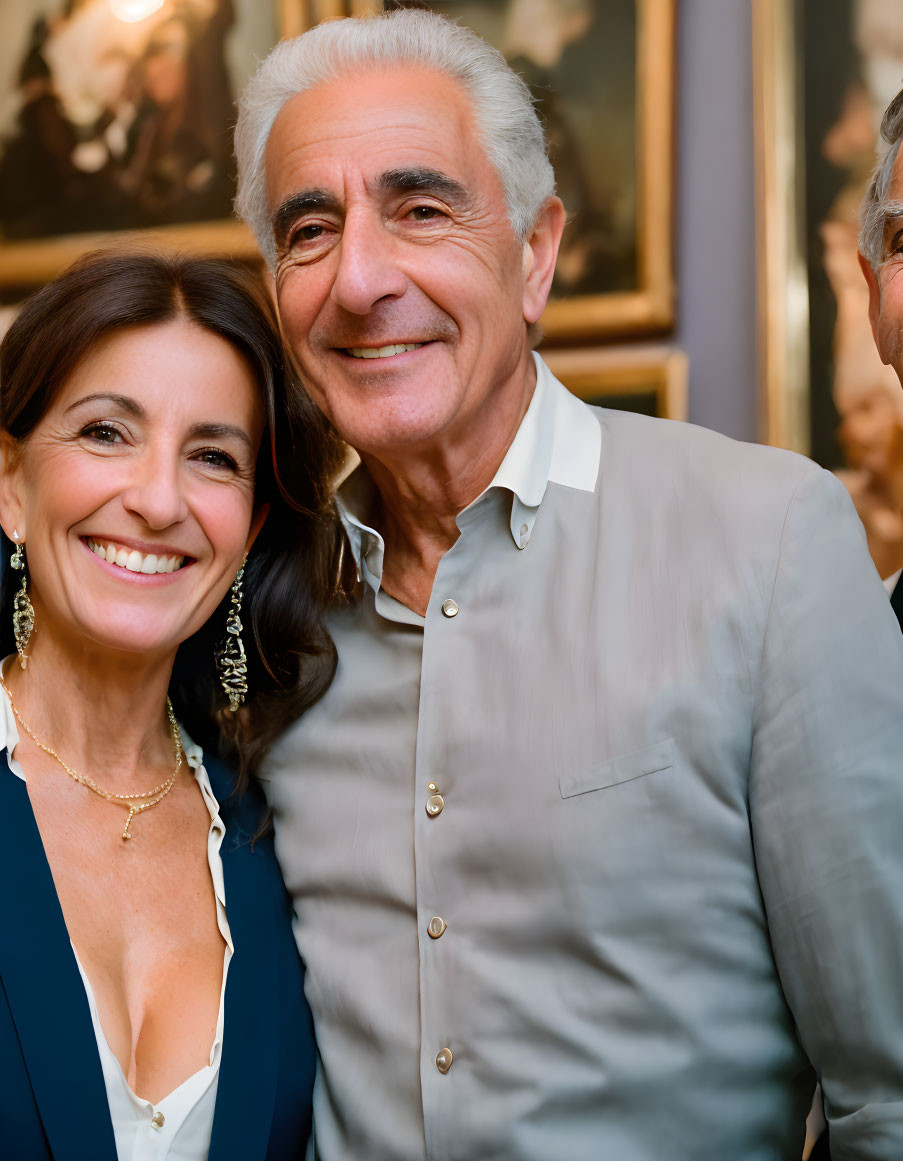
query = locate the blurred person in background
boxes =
[859,81,903,629]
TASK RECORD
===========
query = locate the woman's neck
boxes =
[2,629,180,794]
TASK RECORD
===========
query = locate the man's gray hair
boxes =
[860,87,903,268]
[234,8,555,267]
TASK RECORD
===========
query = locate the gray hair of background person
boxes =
[860,87,903,267]
[234,8,556,268]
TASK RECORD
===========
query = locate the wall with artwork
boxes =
[0,1,773,442]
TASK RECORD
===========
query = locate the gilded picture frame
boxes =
[753,0,903,466]
[541,344,688,419]
[0,0,290,293]
[752,0,810,455]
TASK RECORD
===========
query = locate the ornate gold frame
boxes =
[0,2,293,290]
[541,344,688,419]
[752,0,810,453]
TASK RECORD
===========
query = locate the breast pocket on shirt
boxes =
[558,738,676,800]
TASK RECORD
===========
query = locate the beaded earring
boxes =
[216,560,248,710]
[10,532,34,670]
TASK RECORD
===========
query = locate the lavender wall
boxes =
[676,0,759,442]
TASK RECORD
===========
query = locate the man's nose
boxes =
[330,210,407,315]
[120,451,189,530]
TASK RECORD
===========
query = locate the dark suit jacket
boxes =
[0,749,316,1161]
[892,573,903,633]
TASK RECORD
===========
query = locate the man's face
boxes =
[863,146,903,383]
[265,67,556,457]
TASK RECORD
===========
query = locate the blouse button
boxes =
[426,793,445,817]
[441,599,459,618]
[151,1111,165,1130]
[435,1047,453,1074]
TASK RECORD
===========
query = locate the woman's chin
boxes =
[59,613,199,662]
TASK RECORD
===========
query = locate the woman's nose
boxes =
[120,452,189,530]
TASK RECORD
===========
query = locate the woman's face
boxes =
[0,319,267,661]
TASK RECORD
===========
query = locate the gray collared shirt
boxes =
[264,356,903,1161]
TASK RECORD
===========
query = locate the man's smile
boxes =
[345,343,425,359]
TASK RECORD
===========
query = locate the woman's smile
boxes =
[83,536,191,579]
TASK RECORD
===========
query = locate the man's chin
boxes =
[332,407,457,459]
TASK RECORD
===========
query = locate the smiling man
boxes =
[235,12,903,1160]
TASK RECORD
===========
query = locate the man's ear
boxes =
[859,250,887,359]
[0,433,26,543]
[522,197,567,325]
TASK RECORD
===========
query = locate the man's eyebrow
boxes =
[272,188,340,246]
[378,167,469,204]
[64,392,143,417]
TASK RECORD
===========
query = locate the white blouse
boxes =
[0,685,233,1161]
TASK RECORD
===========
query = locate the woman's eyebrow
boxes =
[63,397,253,448]
[64,392,144,417]
[189,422,254,449]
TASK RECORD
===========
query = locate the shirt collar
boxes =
[337,352,601,585]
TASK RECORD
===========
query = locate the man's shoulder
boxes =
[587,406,825,511]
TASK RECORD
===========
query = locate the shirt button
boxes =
[426,793,445,817]
[428,916,447,939]
[151,1111,165,1129]
[436,1047,453,1074]
[441,598,459,618]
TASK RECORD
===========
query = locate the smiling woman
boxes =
[0,250,342,1160]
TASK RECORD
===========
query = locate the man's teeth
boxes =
[87,540,184,574]
[347,343,423,359]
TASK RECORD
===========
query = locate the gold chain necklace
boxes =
[0,676,183,841]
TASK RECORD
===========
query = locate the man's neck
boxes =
[360,358,537,615]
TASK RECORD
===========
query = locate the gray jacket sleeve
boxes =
[750,465,903,1160]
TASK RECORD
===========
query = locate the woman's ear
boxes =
[0,433,26,543]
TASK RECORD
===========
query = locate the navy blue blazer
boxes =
[0,749,316,1161]
[892,572,903,633]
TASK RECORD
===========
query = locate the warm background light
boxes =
[108,0,165,23]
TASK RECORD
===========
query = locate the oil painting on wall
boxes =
[0,0,279,288]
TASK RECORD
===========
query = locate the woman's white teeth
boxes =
[88,540,183,574]
[348,343,423,359]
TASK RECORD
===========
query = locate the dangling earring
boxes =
[216,559,248,711]
[10,532,34,670]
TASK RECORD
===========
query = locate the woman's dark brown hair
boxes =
[0,248,343,778]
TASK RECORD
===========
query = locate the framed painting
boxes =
[0,0,290,293]
[541,344,688,419]
[287,0,677,343]
[754,0,903,463]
